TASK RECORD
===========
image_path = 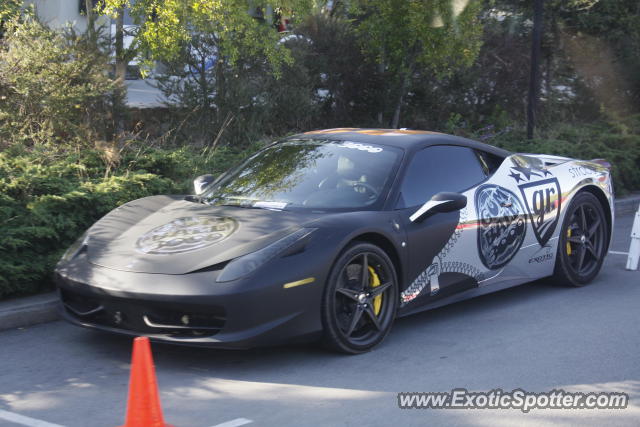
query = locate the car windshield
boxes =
[201,139,402,211]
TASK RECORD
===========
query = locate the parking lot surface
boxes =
[0,213,638,427]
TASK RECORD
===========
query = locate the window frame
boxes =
[394,144,491,210]
[474,149,505,177]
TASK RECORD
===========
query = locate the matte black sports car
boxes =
[55,129,614,353]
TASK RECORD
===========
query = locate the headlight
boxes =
[61,232,90,262]
[216,228,316,282]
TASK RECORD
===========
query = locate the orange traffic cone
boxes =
[119,337,174,427]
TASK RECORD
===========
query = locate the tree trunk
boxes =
[377,61,385,125]
[545,48,552,99]
[527,0,544,140]
[114,5,126,135]
[391,72,409,129]
[85,0,96,42]
[114,7,126,84]
[215,56,225,124]
[545,13,557,104]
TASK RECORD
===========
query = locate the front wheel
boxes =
[552,191,609,286]
[321,243,398,354]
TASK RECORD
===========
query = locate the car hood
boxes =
[85,195,319,274]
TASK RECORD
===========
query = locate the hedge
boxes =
[0,145,250,298]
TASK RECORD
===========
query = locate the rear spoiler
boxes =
[590,159,612,169]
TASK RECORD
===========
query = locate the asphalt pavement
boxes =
[0,212,638,427]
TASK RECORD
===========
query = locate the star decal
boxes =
[543,169,553,176]
[508,170,523,183]
[511,166,542,180]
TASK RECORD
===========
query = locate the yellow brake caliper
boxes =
[566,227,572,255]
[368,266,382,315]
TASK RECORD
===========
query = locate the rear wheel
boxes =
[552,192,608,286]
[321,243,398,354]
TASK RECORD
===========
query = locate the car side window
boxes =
[475,150,504,176]
[397,145,487,208]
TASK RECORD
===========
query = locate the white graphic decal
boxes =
[136,216,238,254]
[519,178,561,247]
[475,184,527,269]
[335,142,383,153]
[401,208,483,305]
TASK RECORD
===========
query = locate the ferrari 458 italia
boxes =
[55,128,614,353]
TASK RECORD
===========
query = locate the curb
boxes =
[615,193,640,216]
[1,194,639,332]
[0,292,59,332]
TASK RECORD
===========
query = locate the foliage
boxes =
[402,10,531,130]
[0,16,119,146]
[292,12,378,127]
[349,0,484,127]
[352,0,483,77]
[0,0,21,24]
[0,144,254,298]
[154,21,324,147]
[101,0,314,75]
[460,117,640,196]
[557,0,640,115]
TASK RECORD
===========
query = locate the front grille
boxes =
[60,288,226,338]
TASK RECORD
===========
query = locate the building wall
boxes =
[26,0,88,31]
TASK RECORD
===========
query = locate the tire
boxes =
[552,191,609,286]
[321,242,398,354]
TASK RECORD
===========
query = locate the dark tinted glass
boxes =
[398,145,487,208]
[476,150,505,175]
[202,139,401,211]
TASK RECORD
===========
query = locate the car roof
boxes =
[290,128,511,158]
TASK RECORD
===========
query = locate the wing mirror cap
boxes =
[193,174,216,195]
[410,192,467,223]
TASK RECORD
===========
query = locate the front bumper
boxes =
[54,252,326,349]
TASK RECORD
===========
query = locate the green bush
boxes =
[0,144,252,298]
[485,121,640,195]
[450,118,640,195]
[0,16,119,147]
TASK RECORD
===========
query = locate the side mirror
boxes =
[193,174,215,195]
[409,192,467,223]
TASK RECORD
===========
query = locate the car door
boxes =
[397,145,490,308]
[472,151,561,283]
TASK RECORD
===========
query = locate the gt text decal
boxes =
[519,178,561,247]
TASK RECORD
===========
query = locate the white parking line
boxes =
[209,418,253,427]
[609,250,630,255]
[0,410,66,427]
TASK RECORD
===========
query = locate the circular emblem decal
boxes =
[136,216,238,255]
[475,185,527,270]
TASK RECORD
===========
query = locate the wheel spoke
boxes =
[363,304,381,331]
[579,206,587,231]
[345,305,364,336]
[336,287,360,302]
[359,254,368,289]
[563,202,607,278]
[586,241,599,259]
[588,217,601,237]
[577,244,587,272]
[341,267,350,284]
[369,281,392,297]
[332,250,397,345]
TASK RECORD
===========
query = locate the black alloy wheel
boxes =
[553,191,609,286]
[321,242,398,354]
